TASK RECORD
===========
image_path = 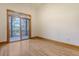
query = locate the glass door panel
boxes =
[9,16,21,42]
[21,18,29,40]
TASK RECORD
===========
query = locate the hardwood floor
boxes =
[0,38,79,56]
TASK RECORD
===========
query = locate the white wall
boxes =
[0,3,37,42]
[37,4,79,46]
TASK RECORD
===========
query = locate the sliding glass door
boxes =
[7,10,31,42]
[9,16,29,42]
[21,18,29,40]
[9,16,21,41]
